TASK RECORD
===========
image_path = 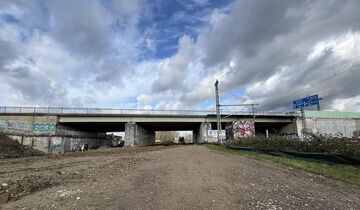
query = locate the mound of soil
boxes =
[0,135,44,159]
[0,175,58,203]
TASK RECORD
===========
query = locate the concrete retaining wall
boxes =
[297,118,360,138]
[7,135,106,154]
[63,137,104,152]
[1,115,107,154]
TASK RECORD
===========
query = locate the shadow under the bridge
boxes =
[209,121,294,136]
[137,122,201,131]
[59,122,126,133]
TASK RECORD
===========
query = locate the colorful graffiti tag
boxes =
[233,121,255,139]
[33,123,55,132]
[207,130,225,143]
[0,119,55,133]
[0,119,32,132]
[51,137,63,153]
[70,138,82,151]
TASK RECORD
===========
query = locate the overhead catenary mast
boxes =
[214,80,222,144]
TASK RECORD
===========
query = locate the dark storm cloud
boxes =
[0,40,19,68]
[201,0,303,65]
[204,0,360,66]
[2,66,68,104]
[0,0,144,106]
[44,0,144,83]
[176,0,360,110]
[47,0,113,58]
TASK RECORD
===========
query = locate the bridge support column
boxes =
[195,122,211,144]
[125,122,155,147]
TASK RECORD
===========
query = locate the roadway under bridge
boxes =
[0,107,298,151]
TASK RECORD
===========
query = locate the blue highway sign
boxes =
[293,95,319,109]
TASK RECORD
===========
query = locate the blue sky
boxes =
[0,0,360,112]
[144,0,232,59]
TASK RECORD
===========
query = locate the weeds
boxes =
[232,135,360,158]
[205,144,360,185]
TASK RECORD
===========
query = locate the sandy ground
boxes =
[0,145,359,210]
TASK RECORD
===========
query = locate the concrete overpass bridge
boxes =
[0,106,298,151]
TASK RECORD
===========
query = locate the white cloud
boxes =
[330,95,360,112]
[151,35,197,92]
[0,0,360,112]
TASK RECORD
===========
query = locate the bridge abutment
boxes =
[0,115,108,154]
[125,122,155,147]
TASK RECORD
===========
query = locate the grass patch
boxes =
[205,144,360,185]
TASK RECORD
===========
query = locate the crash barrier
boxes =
[0,106,296,117]
[224,144,360,166]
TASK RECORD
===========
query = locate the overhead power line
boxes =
[218,57,360,111]
[258,61,360,110]
[224,57,360,104]
[281,63,360,101]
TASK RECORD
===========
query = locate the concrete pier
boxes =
[195,122,211,143]
[125,122,155,146]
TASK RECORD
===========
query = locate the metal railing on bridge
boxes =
[0,106,297,117]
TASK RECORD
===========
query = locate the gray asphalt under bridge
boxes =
[0,107,298,147]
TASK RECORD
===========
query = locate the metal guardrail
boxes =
[0,106,297,117]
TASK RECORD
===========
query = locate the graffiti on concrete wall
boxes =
[0,119,55,133]
[305,118,357,138]
[33,123,55,133]
[51,137,63,153]
[225,124,232,140]
[233,121,255,139]
[69,138,99,151]
[70,138,82,151]
[0,119,32,132]
[207,130,225,143]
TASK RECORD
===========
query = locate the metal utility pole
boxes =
[214,80,221,144]
[251,104,256,122]
[317,98,323,111]
[300,107,307,139]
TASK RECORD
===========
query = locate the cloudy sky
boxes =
[1,0,360,112]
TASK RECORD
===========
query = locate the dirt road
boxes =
[1,145,359,209]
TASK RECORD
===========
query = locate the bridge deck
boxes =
[0,106,297,117]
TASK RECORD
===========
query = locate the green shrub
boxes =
[232,136,360,158]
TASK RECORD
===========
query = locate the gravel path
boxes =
[1,145,359,209]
